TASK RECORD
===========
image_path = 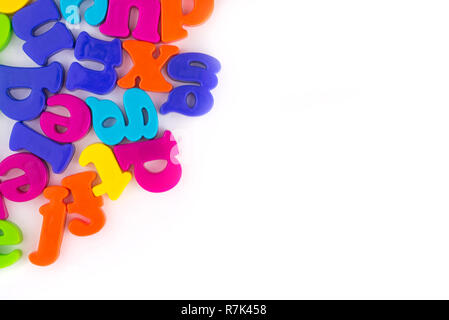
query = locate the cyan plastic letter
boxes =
[61,0,108,26]
[87,88,158,145]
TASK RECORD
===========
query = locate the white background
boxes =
[2,0,449,299]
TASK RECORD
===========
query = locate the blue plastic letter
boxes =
[87,88,158,146]
[160,53,221,117]
[66,31,122,95]
[12,0,74,66]
[0,63,64,121]
[9,122,75,174]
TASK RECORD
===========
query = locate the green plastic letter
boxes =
[0,220,23,268]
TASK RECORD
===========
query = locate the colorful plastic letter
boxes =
[161,0,214,43]
[0,0,29,14]
[160,85,214,117]
[167,53,220,88]
[0,153,48,220]
[118,41,179,92]
[12,0,74,66]
[61,0,108,26]
[66,31,122,95]
[0,194,5,220]
[79,144,132,200]
[0,220,22,268]
[0,14,11,51]
[113,131,182,193]
[40,94,92,143]
[86,97,125,145]
[99,0,160,43]
[0,63,64,121]
[86,88,158,145]
[29,186,68,267]
[10,122,75,174]
[62,172,105,237]
[160,53,221,117]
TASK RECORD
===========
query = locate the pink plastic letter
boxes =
[113,131,182,193]
[0,153,49,220]
[99,0,160,43]
[40,94,91,143]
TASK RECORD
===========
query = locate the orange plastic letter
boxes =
[118,41,179,92]
[29,186,68,267]
[62,171,105,237]
[161,0,214,43]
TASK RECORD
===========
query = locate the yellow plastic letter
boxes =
[0,0,29,14]
[79,143,132,200]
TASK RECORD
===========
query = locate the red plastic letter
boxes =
[40,94,92,143]
[99,0,160,43]
[0,153,48,220]
[113,131,182,193]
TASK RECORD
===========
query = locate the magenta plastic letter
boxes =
[40,94,92,143]
[0,153,49,220]
[99,0,160,43]
[113,131,182,193]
